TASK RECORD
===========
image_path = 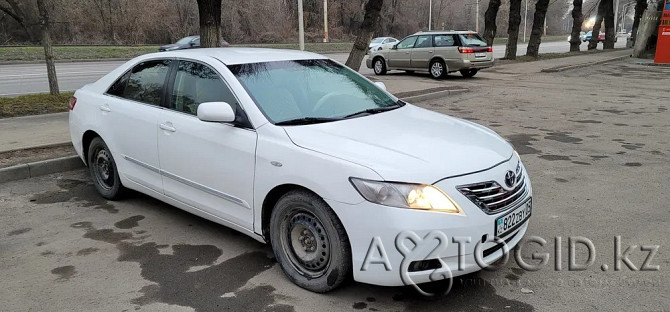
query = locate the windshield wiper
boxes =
[275,117,342,126]
[342,101,405,119]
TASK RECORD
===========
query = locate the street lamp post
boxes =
[323,0,329,42]
[429,0,432,31]
[476,0,480,33]
[523,0,528,42]
[298,0,304,50]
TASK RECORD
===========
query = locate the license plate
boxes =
[495,198,531,237]
[475,52,486,57]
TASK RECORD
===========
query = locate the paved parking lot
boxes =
[1,59,668,311]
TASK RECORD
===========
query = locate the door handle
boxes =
[99,104,111,112]
[429,51,434,53]
[159,122,176,132]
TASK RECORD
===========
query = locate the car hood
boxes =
[283,104,513,183]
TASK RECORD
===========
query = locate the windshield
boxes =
[459,33,487,47]
[177,36,196,44]
[371,38,385,43]
[228,59,399,124]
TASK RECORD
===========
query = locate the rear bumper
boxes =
[446,58,495,72]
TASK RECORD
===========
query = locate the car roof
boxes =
[412,30,477,36]
[142,47,327,65]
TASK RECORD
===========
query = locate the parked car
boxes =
[158,35,230,51]
[368,37,399,53]
[367,31,494,79]
[583,31,617,43]
[69,48,531,293]
[567,31,586,42]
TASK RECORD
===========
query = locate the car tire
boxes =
[270,190,351,293]
[373,57,387,75]
[460,69,478,78]
[87,137,124,200]
[429,59,447,79]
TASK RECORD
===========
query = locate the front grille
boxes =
[457,164,528,214]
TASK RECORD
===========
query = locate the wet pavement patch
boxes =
[32,179,117,213]
[51,265,76,281]
[353,302,368,309]
[544,132,583,144]
[621,143,644,150]
[555,178,569,183]
[571,120,602,124]
[507,134,541,155]
[114,215,145,229]
[76,247,99,256]
[539,155,571,161]
[572,161,591,165]
[70,221,292,311]
[625,162,642,167]
[7,227,31,236]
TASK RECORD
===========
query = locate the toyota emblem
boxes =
[504,171,516,188]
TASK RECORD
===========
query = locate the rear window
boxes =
[459,33,487,47]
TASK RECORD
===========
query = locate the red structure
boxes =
[655,0,670,63]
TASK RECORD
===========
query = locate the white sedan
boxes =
[369,37,399,53]
[69,48,532,293]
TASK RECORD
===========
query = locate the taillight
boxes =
[487,46,493,52]
[69,96,77,110]
[458,47,475,53]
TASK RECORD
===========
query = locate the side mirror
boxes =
[374,81,387,91]
[392,44,398,50]
[197,102,235,122]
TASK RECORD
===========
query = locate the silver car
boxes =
[366,31,494,79]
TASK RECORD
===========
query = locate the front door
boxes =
[410,35,435,69]
[101,59,171,193]
[157,60,257,230]
[388,36,417,68]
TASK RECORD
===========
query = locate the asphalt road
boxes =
[0,39,626,97]
[1,59,668,311]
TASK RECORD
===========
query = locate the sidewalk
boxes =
[0,112,69,153]
[492,48,632,75]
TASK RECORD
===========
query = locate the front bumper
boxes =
[328,155,531,287]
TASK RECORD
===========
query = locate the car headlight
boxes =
[349,178,463,214]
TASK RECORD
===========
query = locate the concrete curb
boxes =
[400,88,470,103]
[0,155,84,184]
[540,55,630,73]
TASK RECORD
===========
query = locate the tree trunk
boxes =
[631,0,648,43]
[345,0,383,71]
[588,0,606,50]
[36,0,59,95]
[483,0,502,46]
[603,0,615,49]
[505,0,522,59]
[525,0,550,57]
[569,0,583,52]
[196,0,222,48]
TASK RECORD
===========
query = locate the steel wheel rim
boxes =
[93,148,114,191]
[280,208,331,278]
[374,60,383,73]
[431,62,443,77]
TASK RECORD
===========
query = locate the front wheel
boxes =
[373,58,387,75]
[460,69,479,78]
[429,60,447,79]
[87,137,124,200]
[270,190,351,293]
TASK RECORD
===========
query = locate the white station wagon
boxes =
[69,48,532,293]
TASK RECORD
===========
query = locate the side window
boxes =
[396,36,417,49]
[415,35,432,48]
[170,60,237,116]
[107,71,130,97]
[123,60,171,105]
[434,35,456,47]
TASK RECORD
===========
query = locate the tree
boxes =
[504,0,522,59]
[526,0,551,57]
[483,0,502,46]
[0,0,34,42]
[630,0,648,43]
[588,0,606,50]
[345,0,384,71]
[569,0,583,52]
[36,0,58,95]
[603,0,615,49]
[196,0,222,48]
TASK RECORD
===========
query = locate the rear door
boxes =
[101,59,171,193]
[157,59,257,230]
[433,34,461,69]
[387,36,416,68]
[410,35,434,69]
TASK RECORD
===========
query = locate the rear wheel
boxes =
[460,69,479,78]
[270,190,351,293]
[429,60,447,79]
[373,58,387,75]
[87,137,124,200]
